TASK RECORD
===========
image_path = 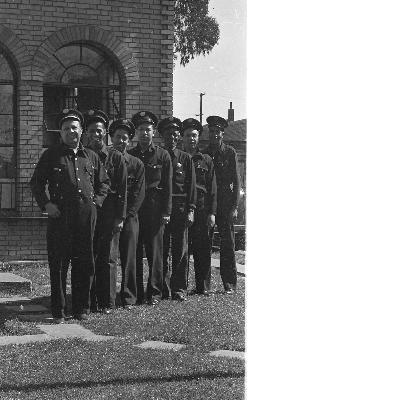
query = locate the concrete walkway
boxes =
[0,256,246,359]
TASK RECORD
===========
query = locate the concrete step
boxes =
[0,273,32,295]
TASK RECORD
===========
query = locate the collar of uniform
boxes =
[60,142,85,155]
[100,143,109,157]
[193,148,204,159]
[136,141,155,153]
[122,151,131,163]
[217,142,226,154]
[168,147,179,158]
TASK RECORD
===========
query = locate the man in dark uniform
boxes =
[203,116,240,294]
[30,108,110,323]
[109,118,145,309]
[181,118,217,296]
[85,110,127,314]
[127,111,172,306]
[158,117,197,302]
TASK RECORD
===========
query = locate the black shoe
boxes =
[53,317,65,324]
[202,290,210,296]
[74,313,89,320]
[148,298,160,306]
[172,293,187,302]
[224,289,235,295]
[102,308,113,315]
[123,304,134,311]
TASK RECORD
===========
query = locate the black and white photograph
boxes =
[0,0,247,398]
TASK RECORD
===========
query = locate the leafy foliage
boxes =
[174,0,220,66]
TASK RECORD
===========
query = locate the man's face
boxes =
[136,122,154,148]
[209,125,224,146]
[60,119,82,148]
[182,128,200,152]
[163,126,180,150]
[87,121,106,150]
[111,128,131,153]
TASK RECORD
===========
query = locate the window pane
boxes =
[61,65,101,85]
[0,85,13,113]
[0,147,16,178]
[0,54,13,80]
[0,115,14,145]
[55,45,81,68]
[97,62,119,85]
[43,57,64,83]
[81,45,105,70]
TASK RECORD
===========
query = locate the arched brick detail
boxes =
[0,24,30,80]
[32,25,140,116]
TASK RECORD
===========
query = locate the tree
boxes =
[174,0,220,66]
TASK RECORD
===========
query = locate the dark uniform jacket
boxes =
[86,144,127,220]
[167,148,197,212]
[127,142,172,216]
[122,151,145,217]
[203,142,240,215]
[191,149,217,215]
[30,142,110,210]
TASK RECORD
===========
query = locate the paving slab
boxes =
[208,350,245,359]
[0,273,32,294]
[38,324,115,341]
[17,313,54,323]
[4,304,48,313]
[136,341,186,351]
[210,258,246,277]
[0,334,52,346]
[0,297,31,304]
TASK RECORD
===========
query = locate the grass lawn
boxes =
[0,259,245,399]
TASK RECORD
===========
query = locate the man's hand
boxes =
[45,202,61,218]
[185,210,194,227]
[207,214,215,229]
[161,213,170,225]
[229,208,238,224]
[112,217,124,234]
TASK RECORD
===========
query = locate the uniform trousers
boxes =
[91,196,119,310]
[136,193,164,302]
[119,213,139,305]
[214,212,237,291]
[189,207,212,293]
[47,197,97,318]
[163,198,189,298]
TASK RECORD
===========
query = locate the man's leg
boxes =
[192,210,212,293]
[162,221,172,299]
[71,199,96,316]
[216,213,237,291]
[119,214,139,306]
[93,200,118,310]
[170,212,189,297]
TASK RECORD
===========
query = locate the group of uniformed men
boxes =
[30,108,240,324]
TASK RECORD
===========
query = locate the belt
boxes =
[58,194,93,203]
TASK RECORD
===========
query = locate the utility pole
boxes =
[199,92,205,125]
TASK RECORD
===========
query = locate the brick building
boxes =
[0,0,174,261]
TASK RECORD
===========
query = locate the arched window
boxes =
[0,50,16,210]
[43,43,121,147]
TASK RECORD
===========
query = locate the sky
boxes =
[172,0,246,123]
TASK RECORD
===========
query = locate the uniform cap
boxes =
[109,118,135,139]
[181,118,203,135]
[84,109,109,130]
[57,108,84,129]
[206,115,228,130]
[131,110,158,128]
[158,116,183,135]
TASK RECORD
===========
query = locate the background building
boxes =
[0,0,174,261]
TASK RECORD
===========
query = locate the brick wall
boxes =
[0,219,47,261]
[0,0,174,260]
